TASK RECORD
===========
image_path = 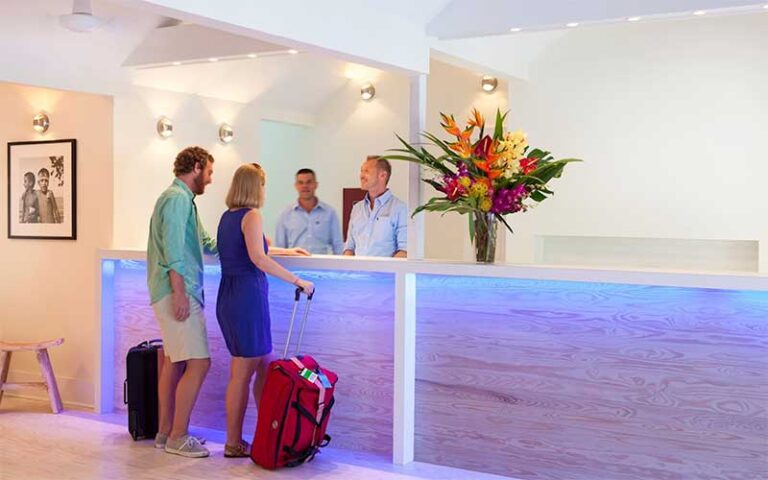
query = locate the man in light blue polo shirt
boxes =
[275,168,344,254]
[343,156,407,257]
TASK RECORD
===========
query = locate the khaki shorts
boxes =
[152,294,210,363]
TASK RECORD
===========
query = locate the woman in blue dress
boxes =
[216,163,314,457]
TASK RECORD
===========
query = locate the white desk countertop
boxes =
[99,249,768,292]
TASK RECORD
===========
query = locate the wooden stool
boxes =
[0,338,65,413]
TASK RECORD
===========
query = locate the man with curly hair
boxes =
[147,146,217,458]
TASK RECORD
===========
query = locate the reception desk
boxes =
[98,251,768,480]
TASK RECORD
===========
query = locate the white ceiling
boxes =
[0,0,387,111]
[419,0,766,39]
[364,0,454,27]
[2,0,765,108]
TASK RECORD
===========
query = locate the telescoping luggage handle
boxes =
[283,287,315,359]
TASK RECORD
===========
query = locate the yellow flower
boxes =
[503,160,521,178]
[458,176,471,187]
[469,182,488,197]
[480,197,492,212]
[499,130,528,161]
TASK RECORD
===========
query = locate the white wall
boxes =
[259,120,311,235]
[432,30,568,80]
[493,14,768,269]
[0,82,113,407]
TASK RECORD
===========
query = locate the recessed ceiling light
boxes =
[566,22,579,28]
[172,61,181,66]
[208,57,219,62]
[693,10,707,15]
[247,53,257,59]
[627,16,641,22]
[288,49,299,55]
[509,27,522,32]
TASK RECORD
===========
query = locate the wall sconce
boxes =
[360,83,376,101]
[156,116,173,138]
[481,75,498,93]
[218,123,234,144]
[33,112,50,134]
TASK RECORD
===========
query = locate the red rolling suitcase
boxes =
[251,288,338,469]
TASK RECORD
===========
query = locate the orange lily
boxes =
[468,108,484,130]
[473,135,503,179]
[449,138,472,158]
[473,160,503,180]
[458,126,473,144]
[440,113,462,137]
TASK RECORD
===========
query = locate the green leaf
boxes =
[530,191,547,202]
[493,109,508,141]
[523,158,580,185]
[422,178,444,191]
[380,154,424,163]
[496,214,515,234]
[422,132,457,158]
[468,214,475,242]
[527,148,550,160]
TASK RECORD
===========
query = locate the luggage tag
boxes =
[318,372,332,389]
[299,368,318,384]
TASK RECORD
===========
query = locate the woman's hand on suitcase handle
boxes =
[294,279,315,297]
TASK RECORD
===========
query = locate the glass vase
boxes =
[471,212,498,263]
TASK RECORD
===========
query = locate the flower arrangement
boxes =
[386,108,579,262]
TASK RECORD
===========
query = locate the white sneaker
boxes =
[164,435,210,458]
[155,433,205,449]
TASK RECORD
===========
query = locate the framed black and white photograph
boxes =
[7,139,77,240]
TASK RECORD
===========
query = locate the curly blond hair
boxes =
[174,146,214,176]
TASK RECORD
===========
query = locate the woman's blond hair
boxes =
[225,163,266,209]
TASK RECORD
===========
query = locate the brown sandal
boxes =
[224,440,250,458]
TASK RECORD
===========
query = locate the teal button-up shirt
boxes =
[147,178,217,306]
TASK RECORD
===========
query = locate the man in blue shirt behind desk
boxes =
[275,168,344,254]
[343,156,407,257]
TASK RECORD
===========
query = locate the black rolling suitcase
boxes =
[124,339,163,440]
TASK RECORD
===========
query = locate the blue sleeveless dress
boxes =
[215,208,272,357]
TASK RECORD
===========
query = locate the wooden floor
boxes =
[0,396,516,480]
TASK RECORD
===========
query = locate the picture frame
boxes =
[7,139,77,240]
